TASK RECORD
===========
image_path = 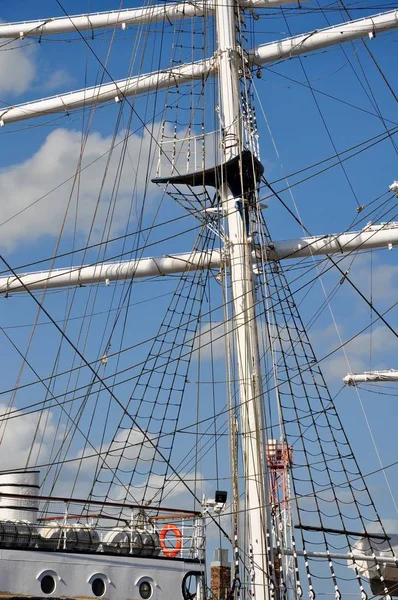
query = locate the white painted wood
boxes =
[0,59,214,125]
[0,0,309,38]
[250,10,398,65]
[215,0,270,593]
[344,370,398,385]
[290,548,398,565]
[0,251,221,293]
[1,223,397,293]
[0,548,203,599]
[269,222,398,259]
[1,10,397,125]
[0,223,398,294]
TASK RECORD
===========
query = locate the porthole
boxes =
[139,580,153,599]
[92,577,106,597]
[182,572,203,600]
[41,574,56,595]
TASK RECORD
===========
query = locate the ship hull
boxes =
[0,548,203,599]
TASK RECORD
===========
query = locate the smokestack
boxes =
[210,548,231,599]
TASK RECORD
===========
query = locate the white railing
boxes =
[0,491,205,561]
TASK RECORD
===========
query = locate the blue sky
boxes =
[0,0,397,592]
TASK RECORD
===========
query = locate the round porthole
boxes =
[92,577,106,597]
[139,580,153,599]
[40,574,56,595]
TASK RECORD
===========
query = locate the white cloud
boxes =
[0,43,37,97]
[312,322,398,381]
[0,402,55,470]
[75,427,155,476]
[358,261,398,304]
[44,427,157,501]
[0,126,161,250]
[38,68,75,93]
[192,321,226,361]
[367,519,398,535]
[335,252,398,305]
[127,470,202,506]
[193,319,273,363]
[0,35,76,98]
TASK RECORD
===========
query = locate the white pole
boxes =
[250,10,398,66]
[0,0,309,39]
[344,370,398,385]
[286,549,398,564]
[0,251,222,294]
[271,222,398,259]
[215,0,270,598]
[0,60,214,126]
[1,222,398,293]
[1,10,398,125]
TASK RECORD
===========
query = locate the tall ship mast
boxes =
[0,1,397,599]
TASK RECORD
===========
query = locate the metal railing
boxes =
[0,491,205,561]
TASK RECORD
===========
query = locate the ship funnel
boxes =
[0,471,40,524]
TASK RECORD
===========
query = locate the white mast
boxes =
[215,0,270,598]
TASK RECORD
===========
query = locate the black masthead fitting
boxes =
[152,149,264,199]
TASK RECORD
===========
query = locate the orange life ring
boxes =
[159,523,182,558]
